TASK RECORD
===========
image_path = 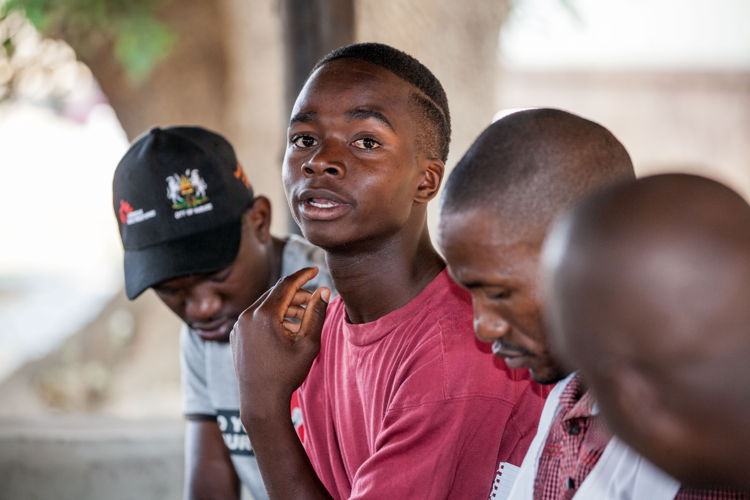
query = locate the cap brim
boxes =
[123,220,242,299]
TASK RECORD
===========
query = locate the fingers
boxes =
[280,282,315,324]
[266,267,320,320]
[242,286,274,316]
[284,305,307,321]
[297,287,331,344]
[231,286,274,344]
[289,289,313,307]
[234,267,324,343]
[282,320,302,335]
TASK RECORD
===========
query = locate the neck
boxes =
[326,220,444,324]
[269,236,287,285]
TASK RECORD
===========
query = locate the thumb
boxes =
[298,286,330,346]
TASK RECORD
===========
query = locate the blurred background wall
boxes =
[0,0,747,498]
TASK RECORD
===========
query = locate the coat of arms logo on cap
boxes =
[166,169,214,219]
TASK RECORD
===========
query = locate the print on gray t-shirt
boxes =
[180,235,333,499]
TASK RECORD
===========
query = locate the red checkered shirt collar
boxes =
[533,374,611,500]
[532,374,750,500]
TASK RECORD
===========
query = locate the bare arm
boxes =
[231,267,332,500]
[183,419,240,500]
[244,402,329,500]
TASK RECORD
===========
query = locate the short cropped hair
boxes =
[442,108,634,240]
[314,43,451,162]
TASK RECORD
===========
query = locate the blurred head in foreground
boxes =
[439,107,634,384]
[542,173,750,489]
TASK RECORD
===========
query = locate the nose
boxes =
[472,304,510,344]
[185,287,222,322]
[302,140,345,178]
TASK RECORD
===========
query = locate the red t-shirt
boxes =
[298,270,547,499]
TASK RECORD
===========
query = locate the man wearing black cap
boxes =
[112,126,332,500]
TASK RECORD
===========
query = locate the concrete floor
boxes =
[0,417,184,500]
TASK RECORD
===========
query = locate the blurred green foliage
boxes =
[1,0,175,82]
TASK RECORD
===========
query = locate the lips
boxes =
[492,340,532,369]
[297,188,353,221]
[192,318,235,342]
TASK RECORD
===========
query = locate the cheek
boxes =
[359,170,419,218]
[227,272,266,306]
[156,294,186,319]
[282,148,310,188]
[513,297,544,339]
[282,160,296,194]
[506,301,549,356]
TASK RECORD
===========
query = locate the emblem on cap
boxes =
[166,169,214,220]
[118,200,134,223]
[119,200,156,226]
[233,163,252,189]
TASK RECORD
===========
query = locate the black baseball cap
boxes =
[112,126,254,299]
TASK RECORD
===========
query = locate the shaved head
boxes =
[441,108,634,243]
[543,173,750,489]
[439,108,635,385]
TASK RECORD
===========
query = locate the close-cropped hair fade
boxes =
[313,42,451,163]
[441,108,635,238]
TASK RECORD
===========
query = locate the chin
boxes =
[300,224,366,253]
[300,228,343,251]
[196,331,232,343]
[530,364,569,385]
[194,322,235,343]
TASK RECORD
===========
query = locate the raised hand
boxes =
[230,267,331,420]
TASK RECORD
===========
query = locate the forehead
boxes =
[439,207,541,282]
[292,59,415,119]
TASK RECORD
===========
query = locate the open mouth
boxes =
[307,198,342,209]
[298,189,352,221]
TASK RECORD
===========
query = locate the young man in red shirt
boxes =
[230,43,546,499]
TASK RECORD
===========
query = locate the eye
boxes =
[210,268,232,283]
[351,137,381,150]
[154,286,178,297]
[291,135,317,148]
[485,287,511,301]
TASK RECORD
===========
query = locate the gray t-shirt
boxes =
[180,235,333,499]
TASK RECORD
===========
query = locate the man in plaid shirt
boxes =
[440,109,749,499]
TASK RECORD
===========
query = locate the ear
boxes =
[414,159,445,204]
[243,196,272,243]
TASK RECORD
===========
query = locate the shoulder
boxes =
[390,269,474,333]
[282,234,327,269]
[414,271,475,344]
[395,273,539,407]
[320,295,346,334]
[282,235,334,291]
[181,325,206,356]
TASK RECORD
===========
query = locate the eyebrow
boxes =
[462,281,489,290]
[345,109,394,131]
[461,275,514,289]
[290,111,317,125]
[289,108,395,131]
